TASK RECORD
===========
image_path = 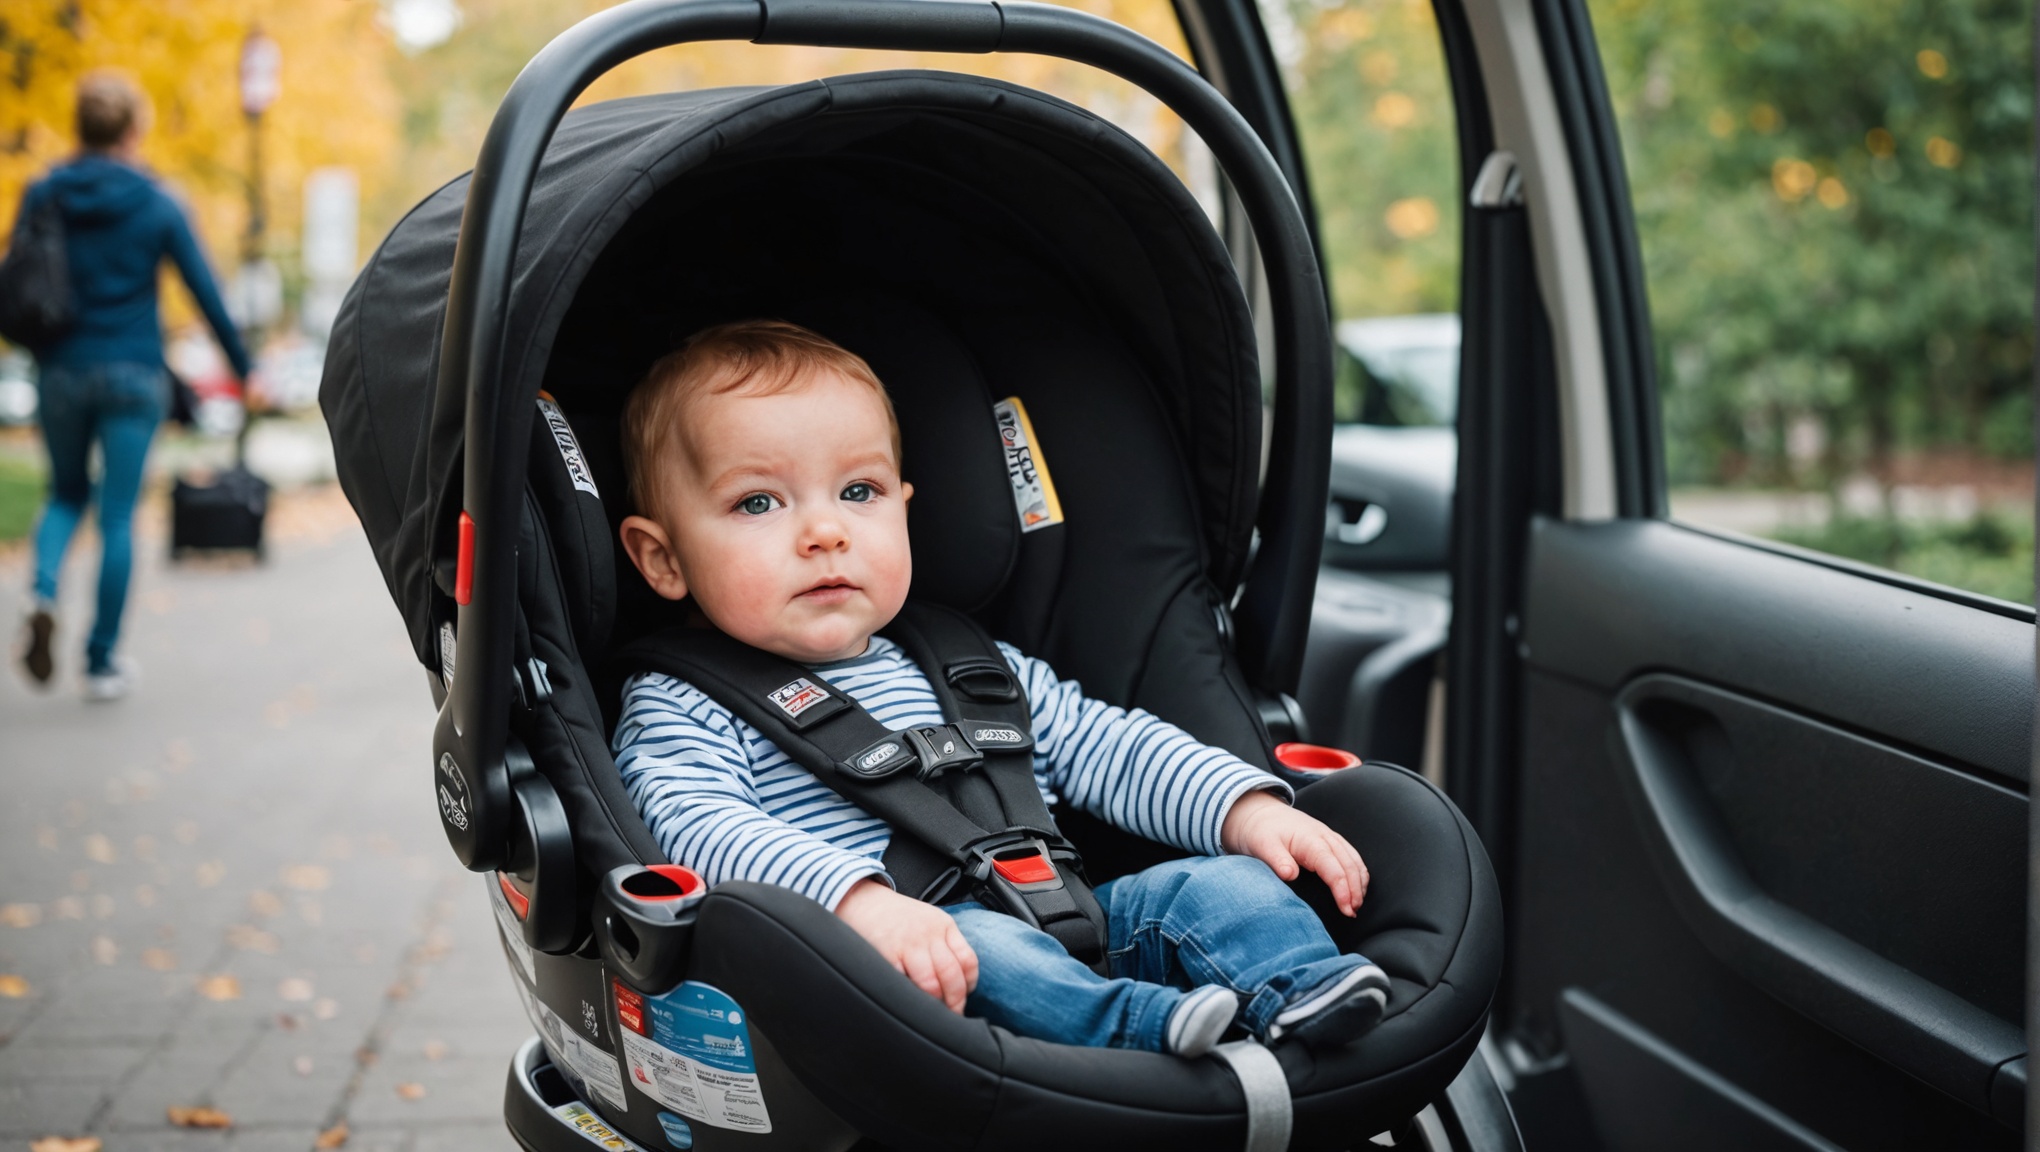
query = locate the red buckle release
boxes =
[992,852,1057,886]
[1273,742,1362,772]
[454,511,476,606]
[497,872,530,920]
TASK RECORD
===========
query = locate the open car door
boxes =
[1180,0,2035,1147]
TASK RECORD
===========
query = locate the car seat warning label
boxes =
[614,980,772,1133]
[517,979,629,1114]
[994,396,1063,533]
[537,391,600,497]
[551,1101,645,1150]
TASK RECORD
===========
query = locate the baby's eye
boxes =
[841,482,876,503]
[736,493,781,516]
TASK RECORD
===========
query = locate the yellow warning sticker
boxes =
[994,397,1064,533]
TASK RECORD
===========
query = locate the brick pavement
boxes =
[0,486,527,1151]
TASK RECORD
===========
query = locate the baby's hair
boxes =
[623,319,900,520]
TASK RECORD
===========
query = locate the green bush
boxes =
[1773,509,2034,605]
[0,456,45,543]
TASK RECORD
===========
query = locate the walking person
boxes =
[12,70,250,699]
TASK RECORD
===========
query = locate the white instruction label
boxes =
[519,979,629,1113]
[614,980,772,1133]
[538,392,600,497]
[994,397,1063,533]
[553,1100,645,1150]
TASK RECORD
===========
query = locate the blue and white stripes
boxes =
[614,637,1287,911]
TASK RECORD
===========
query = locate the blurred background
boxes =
[0,0,2028,1148]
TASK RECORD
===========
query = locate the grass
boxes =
[1772,509,2035,606]
[0,454,44,542]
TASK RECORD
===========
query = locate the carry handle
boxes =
[432,0,1332,870]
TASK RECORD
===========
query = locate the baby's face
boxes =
[629,370,912,663]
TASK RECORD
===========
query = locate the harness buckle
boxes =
[904,724,983,780]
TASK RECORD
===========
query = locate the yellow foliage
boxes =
[0,1,400,330]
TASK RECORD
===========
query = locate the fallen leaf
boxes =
[90,936,117,965]
[141,948,177,972]
[294,1055,315,1076]
[174,820,200,845]
[69,871,90,892]
[313,997,340,1020]
[197,975,241,1001]
[133,835,158,860]
[386,981,411,1000]
[314,1122,349,1148]
[53,897,83,920]
[1,904,41,928]
[133,885,156,908]
[227,925,279,953]
[35,827,58,849]
[82,834,116,864]
[283,864,330,892]
[30,1137,101,1152]
[0,974,30,997]
[166,1105,232,1128]
[91,895,114,919]
[195,861,226,887]
[248,890,283,917]
[422,1039,448,1060]
[395,1082,426,1100]
[278,978,315,1002]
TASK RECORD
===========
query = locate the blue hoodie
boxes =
[18,154,250,377]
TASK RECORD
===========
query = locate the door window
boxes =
[1258,0,1464,427]
[1588,0,2033,605]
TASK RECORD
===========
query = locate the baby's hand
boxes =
[1220,790,1371,917]
[835,878,979,1013]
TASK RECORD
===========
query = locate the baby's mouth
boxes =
[797,579,859,603]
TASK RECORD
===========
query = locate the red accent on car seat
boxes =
[614,980,648,1036]
[620,865,703,901]
[454,511,475,606]
[498,872,530,919]
[1274,742,1363,771]
[992,852,1057,886]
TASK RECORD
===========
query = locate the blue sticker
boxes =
[656,1111,694,1149]
[616,980,771,1132]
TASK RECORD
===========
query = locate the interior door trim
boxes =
[1612,675,2025,1123]
[1458,0,1617,521]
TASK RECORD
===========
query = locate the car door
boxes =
[1179,0,2036,1148]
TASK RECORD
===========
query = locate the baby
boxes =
[613,320,1390,1057]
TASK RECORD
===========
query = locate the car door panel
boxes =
[1514,519,2032,1148]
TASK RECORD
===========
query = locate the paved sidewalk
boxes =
[0,487,526,1151]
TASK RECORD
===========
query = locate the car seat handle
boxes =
[433,0,1333,866]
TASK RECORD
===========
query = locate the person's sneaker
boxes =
[1165,984,1240,1058]
[1263,963,1391,1050]
[84,658,137,703]
[19,604,55,687]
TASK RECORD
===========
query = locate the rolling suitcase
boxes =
[170,462,269,559]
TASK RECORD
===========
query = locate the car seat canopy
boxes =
[324,71,1263,682]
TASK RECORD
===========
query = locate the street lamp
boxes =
[233,29,282,340]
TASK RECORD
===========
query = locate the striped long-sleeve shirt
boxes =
[614,636,1289,911]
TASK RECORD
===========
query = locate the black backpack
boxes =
[0,194,73,348]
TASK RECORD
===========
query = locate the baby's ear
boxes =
[619,515,689,601]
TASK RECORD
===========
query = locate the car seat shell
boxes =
[320,13,1504,1146]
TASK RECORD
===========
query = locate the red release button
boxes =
[454,511,476,606]
[992,852,1057,886]
[497,871,530,919]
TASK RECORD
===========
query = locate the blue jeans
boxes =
[32,361,164,674]
[949,854,1371,1051]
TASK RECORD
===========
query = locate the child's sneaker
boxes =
[1165,984,1240,1058]
[1263,963,1390,1050]
[19,603,55,687]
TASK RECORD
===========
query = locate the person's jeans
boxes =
[32,360,165,674]
[948,853,1371,1051]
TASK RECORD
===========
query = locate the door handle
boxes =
[1610,677,2024,1126]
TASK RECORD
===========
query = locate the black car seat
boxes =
[319,3,1502,1149]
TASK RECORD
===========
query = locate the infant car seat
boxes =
[319,2,1503,1149]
